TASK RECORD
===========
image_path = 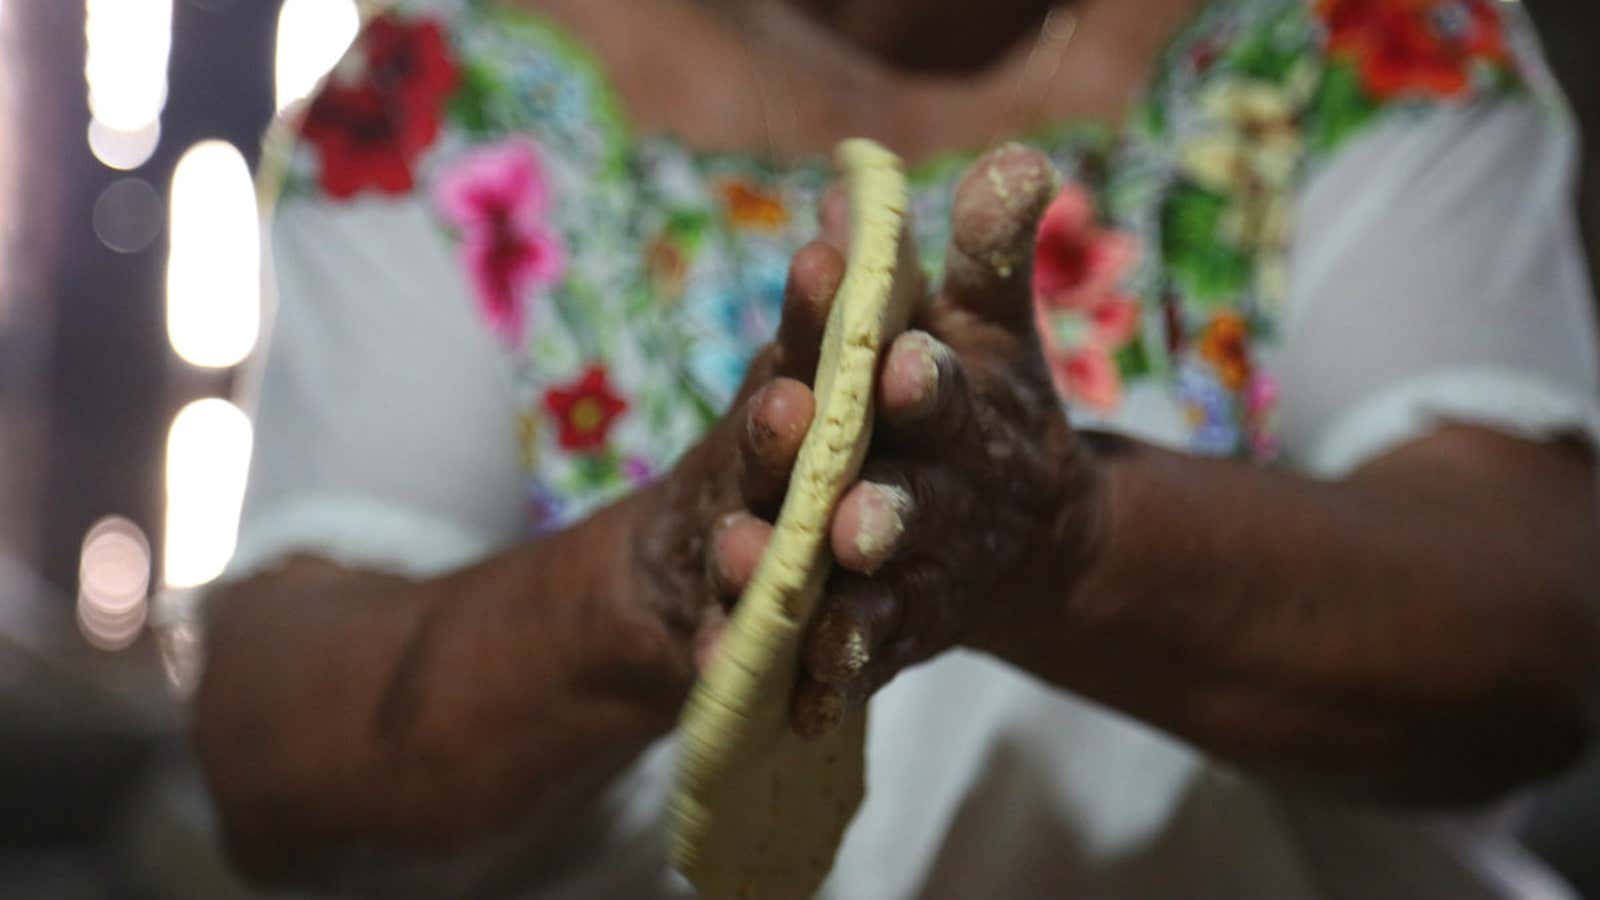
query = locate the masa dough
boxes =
[669,139,918,900]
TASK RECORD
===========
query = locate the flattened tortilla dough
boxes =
[669,139,918,900]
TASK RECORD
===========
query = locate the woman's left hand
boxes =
[711,144,1109,736]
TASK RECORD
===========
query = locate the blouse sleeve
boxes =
[1278,95,1600,478]
[221,4,555,582]
[223,194,527,582]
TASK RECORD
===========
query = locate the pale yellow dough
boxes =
[668,139,919,900]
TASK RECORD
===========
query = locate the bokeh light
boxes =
[86,118,162,172]
[84,0,172,165]
[163,399,253,589]
[166,140,260,369]
[76,516,152,652]
[275,0,361,114]
[93,177,163,254]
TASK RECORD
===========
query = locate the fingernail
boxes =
[706,511,745,591]
[893,331,945,421]
[746,386,780,453]
[811,608,871,683]
[911,332,942,405]
[854,483,911,573]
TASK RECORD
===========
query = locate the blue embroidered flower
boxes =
[1177,363,1241,456]
[682,266,786,408]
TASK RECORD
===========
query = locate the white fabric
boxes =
[223,96,1599,899]
[227,197,526,580]
[1280,100,1600,477]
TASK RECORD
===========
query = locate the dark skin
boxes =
[193,0,1600,889]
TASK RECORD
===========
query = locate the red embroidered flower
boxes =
[300,16,459,198]
[544,366,628,453]
[1317,0,1508,100]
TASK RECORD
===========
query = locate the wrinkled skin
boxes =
[630,143,1098,735]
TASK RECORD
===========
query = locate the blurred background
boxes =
[0,0,1595,897]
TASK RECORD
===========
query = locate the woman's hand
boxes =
[624,233,854,685]
[699,144,1108,736]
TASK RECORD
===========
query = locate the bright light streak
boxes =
[84,0,173,133]
[166,140,260,369]
[77,516,152,651]
[275,0,361,113]
[163,399,253,589]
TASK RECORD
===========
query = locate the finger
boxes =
[791,646,902,739]
[802,578,901,685]
[874,329,987,451]
[740,377,815,516]
[708,511,773,598]
[693,606,729,673]
[830,480,913,575]
[791,677,847,739]
[818,182,850,252]
[832,462,983,580]
[940,143,1059,334]
[876,329,964,431]
[773,240,845,380]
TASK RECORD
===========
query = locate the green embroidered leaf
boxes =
[666,209,713,251]
[1308,62,1379,154]
[575,448,620,485]
[1139,99,1167,141]
[1227,29,1295,81]
[1114,338,1152,380]
[448,61,501,136]
[1482,60,1523,96]
[1160,184,1251,304]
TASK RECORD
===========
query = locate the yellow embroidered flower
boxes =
[1177,67,1317,309]
[1179,70,1313,193]
[517,410,542,471]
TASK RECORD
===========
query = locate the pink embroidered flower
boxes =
[1245,370,1281,459]
[435,140,566,344]
[1032,183,1141,411]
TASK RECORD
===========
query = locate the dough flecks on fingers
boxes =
[669,140,918,900]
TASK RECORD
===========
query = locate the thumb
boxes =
[938,143,1060,335]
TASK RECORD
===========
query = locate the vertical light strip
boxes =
[275,0,361,114]
[84,0,173,170]
[163,399,253,589]
[166,140,260,369]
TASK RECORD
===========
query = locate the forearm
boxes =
[193,490,692,884]
[986,428,1600,805]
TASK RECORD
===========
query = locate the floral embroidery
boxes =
[1032,183,1142,411]
[1198,311,1252,390]
[1170,71,1311,311]
[622,455,656,486]
[276,0,1546,527]
[719,179,790,231]
[646,236,690,303]
[517,411,542,470]
[300,15,458,198]
[1243,371,1281,459]
[435,139,566,345]
[1318,0,1509,100]
[1177,363,1241,455]
[543,365,628,453]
